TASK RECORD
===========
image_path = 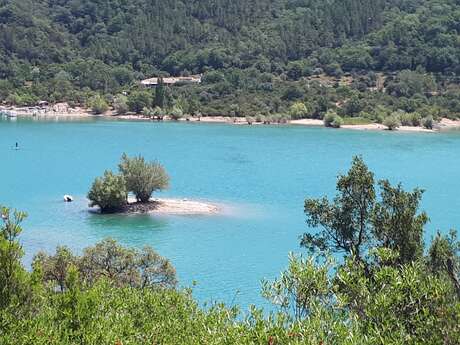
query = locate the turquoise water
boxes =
[1,117,460,308]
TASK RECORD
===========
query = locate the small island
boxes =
[88,153,219,215]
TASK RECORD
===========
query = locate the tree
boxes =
[301,156,375,261]
[331,115,344,128]
[372,180,428,264]
[119,154,169,203]
[289,102,310,119]
[383,115,401,130]
[169,106,183,120]
[127,91,152,114]
[137,246,177,288]
[428,231,460,298]
[262,253,332,320]
[335,249,459,343]
[323,110,342,128]
[33,246,76,292]
[154,77,165,108]
[113,94,129,115]
[153,106,165,120]
[79,238,176,289]
[422,116,434,129]
[0,206,29,310]
[88,94,109,114]
[87,170,127,213]
[142,106,155,118]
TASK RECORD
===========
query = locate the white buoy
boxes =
[63,195,74,202]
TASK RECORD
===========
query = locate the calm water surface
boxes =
[1,117,460,308]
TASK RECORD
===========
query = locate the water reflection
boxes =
[86,212,169,238]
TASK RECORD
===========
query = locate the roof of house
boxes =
[141,75,202,86]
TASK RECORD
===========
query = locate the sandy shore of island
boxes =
[124,197,220,215]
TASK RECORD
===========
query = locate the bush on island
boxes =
[88,94,109,114]
[383,115,401,130]
[88,170,127,213]
[119,153,169,203]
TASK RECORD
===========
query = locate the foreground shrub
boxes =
[34,238,176,291]
[87,170,127,213]
[119,153,169,203]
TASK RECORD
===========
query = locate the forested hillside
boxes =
[1,0,460,121]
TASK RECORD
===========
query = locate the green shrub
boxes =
[383,115,401,130]
[255,114,265,123]
[331,115,344,128]
[169,106,183,120]
[142,107,154,117]
[119,154,169,203]
[279,114,291,124]
[422,115,434,129]
[289,102,310,119]
[87,170,127,213]
[400,112,421,126]
[245,116,255,125]
[88,95,109,114]
[113,94,128,115]
[127,91,152,114]
[324,110,339,127]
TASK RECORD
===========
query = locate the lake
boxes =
[1,116,460,308]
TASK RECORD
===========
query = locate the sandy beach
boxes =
[290,119,324,126]
[2,104,460,133]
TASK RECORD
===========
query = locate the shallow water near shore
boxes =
[1,116,460,308]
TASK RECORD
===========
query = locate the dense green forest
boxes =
[1,157,459,344]
[1,0,460,122]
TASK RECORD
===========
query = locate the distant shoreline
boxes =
[2,105,460,133]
